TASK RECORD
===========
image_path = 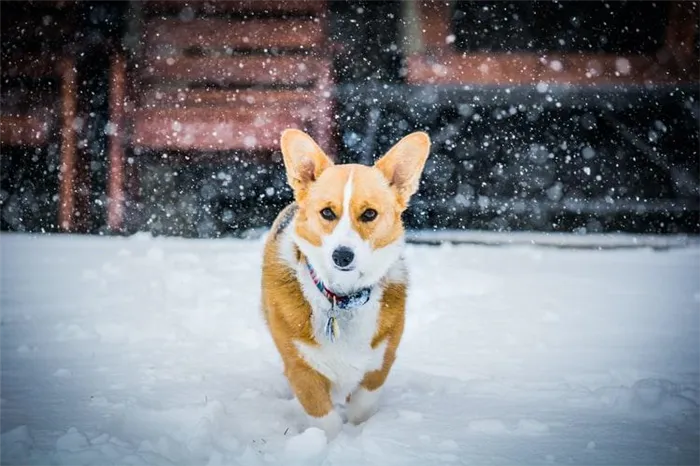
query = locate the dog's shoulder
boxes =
[263,201,301,271]
[270,202,298,240]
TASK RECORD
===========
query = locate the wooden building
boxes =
[1,1,698,236]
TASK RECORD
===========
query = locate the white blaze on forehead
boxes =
[330,169,355,239]
[342,169,354,219]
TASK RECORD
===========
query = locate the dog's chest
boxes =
[294,292,387,400]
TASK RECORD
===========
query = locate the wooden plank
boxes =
[144,18,324,55]
[0,113,51,146]
[140,88,314,107]
[141,56,328,86]
[132,107,308,150]
[58,56,77,232]
[405,53,541,85]
[405,52,695,86]
[143,0,327,16]
[537,54,687,85]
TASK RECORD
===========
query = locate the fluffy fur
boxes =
[260,129,430,438]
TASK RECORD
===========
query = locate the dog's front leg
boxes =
[285,362,343,439]
[347,344,397,425]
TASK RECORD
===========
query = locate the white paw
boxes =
[347,386,382,425]
[308,410,343,439]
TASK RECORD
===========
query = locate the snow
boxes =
[1,232,699,465]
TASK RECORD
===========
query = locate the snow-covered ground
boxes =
[1,232,698,466]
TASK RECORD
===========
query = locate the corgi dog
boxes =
[260,129,431,439]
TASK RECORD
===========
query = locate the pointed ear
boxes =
[280,129,334,197]
[374,131,431,208]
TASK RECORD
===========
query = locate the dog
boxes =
[260,128,431,438]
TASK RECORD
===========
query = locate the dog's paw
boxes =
[309,410,343,440]
[346,387,382,425]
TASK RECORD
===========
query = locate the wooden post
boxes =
[58,57,77,232]
[314,59,335,160]
[107,54,127,232]
[416,1,453,53]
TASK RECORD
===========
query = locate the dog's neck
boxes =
[304,256,373,310]
[298,251,379,343]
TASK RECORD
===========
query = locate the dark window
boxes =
[452,1,669,54]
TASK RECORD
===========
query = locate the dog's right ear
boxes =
[280,129,334,199]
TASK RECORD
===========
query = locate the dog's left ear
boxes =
[375,131,431,208]
[280,129,334,199]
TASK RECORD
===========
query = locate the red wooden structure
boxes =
[1,1,83,232]
[404,1,698,87]
[107,0,334,232]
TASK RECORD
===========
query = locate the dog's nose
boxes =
[332,246,355,269]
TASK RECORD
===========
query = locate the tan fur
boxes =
[261,129,430,425]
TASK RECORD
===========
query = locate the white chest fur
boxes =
[294,265,388,402]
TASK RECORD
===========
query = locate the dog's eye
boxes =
[360,208,378,222]
[320,207,336,221]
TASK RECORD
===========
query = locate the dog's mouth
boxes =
[333,264,356,272]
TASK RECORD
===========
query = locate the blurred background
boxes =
[1,0,698,239]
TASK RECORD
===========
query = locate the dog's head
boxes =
[280,129,430,293]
